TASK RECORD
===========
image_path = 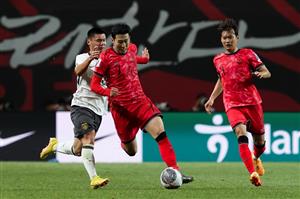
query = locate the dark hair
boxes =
[217,18,238,36]
[111,24,131,39]
[87,27,106,38]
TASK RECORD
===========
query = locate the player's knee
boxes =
[72,143,82,156]
[234,126,246,137]
[148,127,165,139]
[73,148,81,156]
[81,131,95,144]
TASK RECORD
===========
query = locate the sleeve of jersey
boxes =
[90,74,110,96]
[129,43,149,64]
[129,43,137,53]
[75,55,79,66]
[213,57,220,76]
[90,54,111,96]
[248,49,263,69]
[136,56,149,64]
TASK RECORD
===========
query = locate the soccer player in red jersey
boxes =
[90,23,193,184]
[205,18,271,186]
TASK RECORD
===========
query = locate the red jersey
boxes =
[95,43,147,107]
[213,48,263,111]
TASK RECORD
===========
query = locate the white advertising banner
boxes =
[56,112,143,163]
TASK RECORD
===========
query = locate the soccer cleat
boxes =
[40,138,58,159]
[249,172,262,186]
[253,157,265,176]
[181,174,194,184]
[90,176,109,189]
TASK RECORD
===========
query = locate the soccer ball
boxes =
[160,167,182,189]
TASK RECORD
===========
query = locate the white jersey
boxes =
[71,53,108,116]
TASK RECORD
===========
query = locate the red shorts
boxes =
[226,104,265,134]
[111,97,161,143]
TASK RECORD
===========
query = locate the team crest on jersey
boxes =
[81,122,89,130]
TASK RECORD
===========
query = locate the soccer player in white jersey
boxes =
[40,27,109,189]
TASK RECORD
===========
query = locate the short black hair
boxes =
[87,27,106,38]
[111,24,131,39]
[217,18,238,36]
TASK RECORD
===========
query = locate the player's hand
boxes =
[204,99,214,114]
[252,71,264,79]
[142,48,150,60]
[89,46,101,60]
[110,87,119,97]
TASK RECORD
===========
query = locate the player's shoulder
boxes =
[239,48,255,54]
[76,53,89,60]
[128,43,137,53]
[75,53,89,64]
[213,52,226,62]
[101,47,114,57]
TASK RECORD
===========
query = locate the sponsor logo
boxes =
[194,114,300,162]
[0,131,35,147]
[81,122,89,131]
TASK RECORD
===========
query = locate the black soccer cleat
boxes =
[182,174,194,184]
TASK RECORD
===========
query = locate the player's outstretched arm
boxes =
[253,65,271,79]
[205,78,223,114]
[136,48,150,64]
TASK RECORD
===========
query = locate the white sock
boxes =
[82,144,97,180]
[55,140,74,155]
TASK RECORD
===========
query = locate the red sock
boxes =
[253,143,265,159]
[157,136,179,170]
[239,143,255,174]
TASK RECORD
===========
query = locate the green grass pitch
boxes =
[1,162,299,199]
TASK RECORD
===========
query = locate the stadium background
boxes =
[0,0,299,162]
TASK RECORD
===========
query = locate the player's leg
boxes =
[144,116,178,168]
[234,123,261,186]
[40,137,59,159]
[71,106,108,188]
[252,134,265,176]
[144,116,193,184]
[40,137,80,159]
[252,134,265,159]
[121,138,138,156]
[248,104,266,176]
[110,106,139,156]
[234,123,255,174]
[228,107,261,186]
[81,130,109,189]
[40,106,84,159]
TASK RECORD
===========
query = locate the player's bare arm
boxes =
[74,46,100,76]
[205,78,223,114]
[253,65,271,79]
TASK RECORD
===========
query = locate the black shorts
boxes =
[70,106,102,138]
